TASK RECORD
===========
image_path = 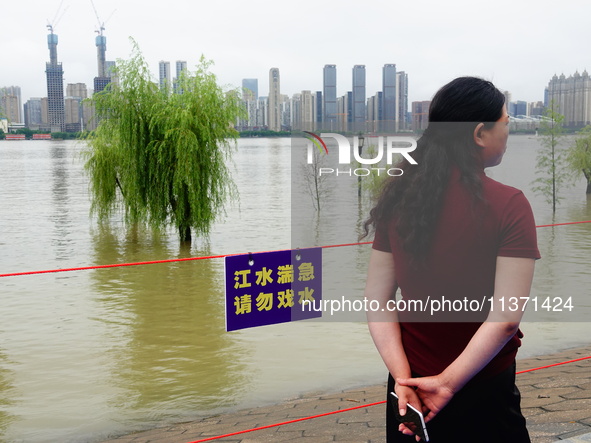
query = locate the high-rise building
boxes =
[105,61,116,74]
[529,101,545,117]
[242,79,258,101]
[238,79,259,130]
[176,61,187,79]
[64,83,87,132]
[88,32,112,130]
[299,90,314,131]
[174,61,188,93]
[90,31,110,130]
[289,93,300,131]
[159,61,172,92]
[93,31,111,95]
[382,64,396,132]
[337,91,352,132]
[268,68,281,131]
[83,101,98,131]
[547,71,591,128]
[315,91,323,127]
[93,77,110,95]
[257,96,268,128]
[412,101,431,131]
[503,91,512,108]
[67,83,88,99]
[239,99,258,130]
[323,65,337,129]
[367,92,383,133]
[64,97,82,132]
[96,34,107,77]
[0,86,22,124]
[510,101,527,117]
[352,65,366,131]
[280,94,290,129]
[544,88,549,108]
[396,71,408,131]
[24,98,43,128]
[45,27,65,132]
[41,97,49,126]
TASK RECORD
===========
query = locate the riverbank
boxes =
[99,344,591,443]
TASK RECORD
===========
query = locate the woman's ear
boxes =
[473,122,486,148]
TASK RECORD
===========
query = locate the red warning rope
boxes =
[534,220,591,228]
[514,354,591,374]
[0,253,233,278]
[188,400,387,443]
[0,242,371,278]
[186,355,591,443]
[0,220,589,279]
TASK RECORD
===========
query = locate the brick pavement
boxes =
[100,345,591,443]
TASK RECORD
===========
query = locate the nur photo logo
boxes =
[302,132,418,177]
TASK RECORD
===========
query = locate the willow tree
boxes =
[84,44,244,242]
[566,126,591,194]
[532,102,567,214]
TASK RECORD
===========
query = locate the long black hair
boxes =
[362,77,506,261]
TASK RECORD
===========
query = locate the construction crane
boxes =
[47,0,69,34]
[46,1,69,65]
[90,0,116,37]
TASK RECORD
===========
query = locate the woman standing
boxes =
[363,77,540,442]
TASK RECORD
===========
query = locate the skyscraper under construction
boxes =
[94,32,110,93]
[45,26,65,132]
[91,0,112,94]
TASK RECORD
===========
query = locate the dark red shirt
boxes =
[372,169,541,379]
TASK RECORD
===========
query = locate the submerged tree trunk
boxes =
[179,225,191,243]
[179,188,192,243]
[585,171,591,194]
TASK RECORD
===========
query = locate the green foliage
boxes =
[50,131,81,140]
[15,128,34,137]
[84,42,245,242]
[239,129,291,138]
[532,102,569,213]
[0,129,4,140]
[565,125,591,194]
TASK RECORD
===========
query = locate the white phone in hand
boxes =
[389,391,430,442]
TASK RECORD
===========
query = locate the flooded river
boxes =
[0,136,589,442]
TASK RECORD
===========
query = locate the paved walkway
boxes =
[100,345,591,443]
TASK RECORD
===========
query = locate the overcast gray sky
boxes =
[3,0,590,105]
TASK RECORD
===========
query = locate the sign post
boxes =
[225,248,322,331]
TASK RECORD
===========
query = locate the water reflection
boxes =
[88,225,251,431]
[0,350,16,440]
[50,143,73,262]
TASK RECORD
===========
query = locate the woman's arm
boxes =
[365,249,421,417]
[397,256,536,422]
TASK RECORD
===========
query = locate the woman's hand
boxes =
[394,383,426,441]
[396,375,455,423]
[395,383,423,417]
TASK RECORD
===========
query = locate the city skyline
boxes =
[2,0,590,108]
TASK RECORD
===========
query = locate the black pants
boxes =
[386,362,530,443]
